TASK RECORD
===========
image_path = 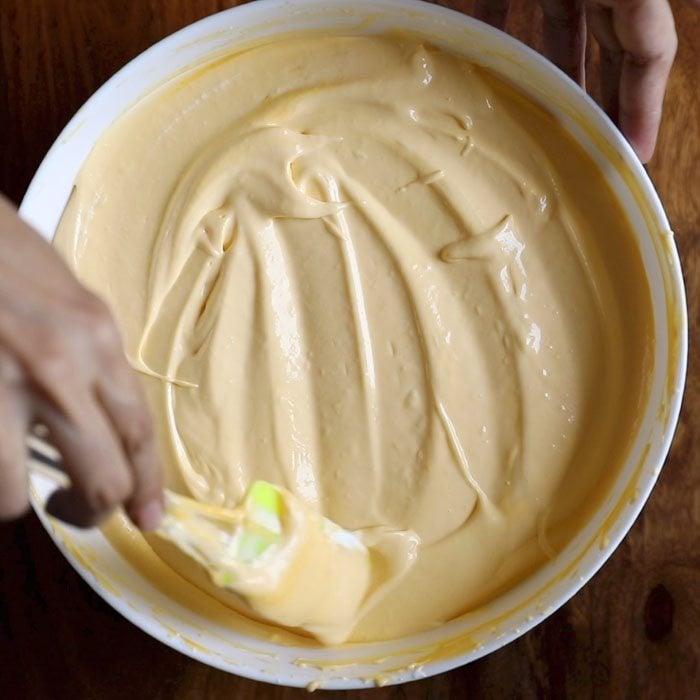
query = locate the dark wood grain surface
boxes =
[1,1,698,697]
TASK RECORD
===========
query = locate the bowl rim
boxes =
[21,0,688,690]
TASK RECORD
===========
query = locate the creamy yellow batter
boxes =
[54,34,653,644]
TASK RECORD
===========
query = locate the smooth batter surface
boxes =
[54,34,653,643]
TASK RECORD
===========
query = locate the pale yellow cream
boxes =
[54,34,653,644]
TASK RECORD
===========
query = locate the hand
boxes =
[0,194,163,529]
[474,0,696,163]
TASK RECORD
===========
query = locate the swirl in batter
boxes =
[55,34,653,643]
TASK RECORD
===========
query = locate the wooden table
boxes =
[1,2,697,697]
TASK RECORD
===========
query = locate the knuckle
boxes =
[82,471,133,513]
[30,330,77,384]
[78,293,121,350]
[123,411,155,455]
[28,293,122,384]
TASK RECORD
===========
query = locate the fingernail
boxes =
[137,499,164,531]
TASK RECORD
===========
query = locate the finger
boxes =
[35,391,134,529]
[91,309,163,530]
[587,6,623,119]
[0,355,31,520]
[97,377,163,531]
[540,0,587,85]
[474,0,512,30]
[591,0,677,162]
[2,282,163,529]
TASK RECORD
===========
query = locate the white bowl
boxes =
[21,0,687,690]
